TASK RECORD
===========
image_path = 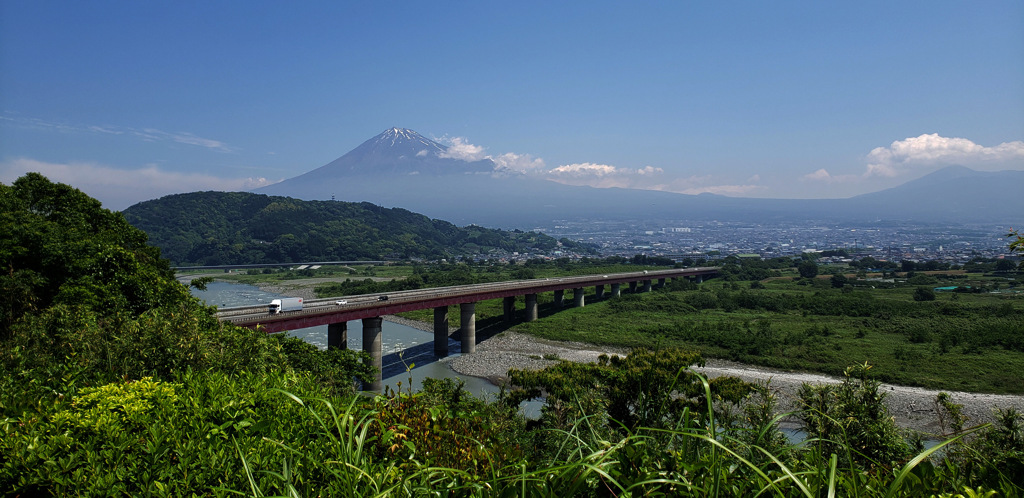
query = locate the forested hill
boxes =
[122,191,589,265]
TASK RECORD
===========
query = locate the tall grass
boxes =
[243,370,1009,497]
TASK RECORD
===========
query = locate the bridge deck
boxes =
[218,267,718,333]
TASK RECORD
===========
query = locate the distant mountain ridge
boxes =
[839,166,1024,222]
[257,128,1023,226]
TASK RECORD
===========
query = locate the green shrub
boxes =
[798,362,912,469]
[914,287,937,301]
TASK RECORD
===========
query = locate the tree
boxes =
[831,273,849,288]
[798,260,819,279]
[996,259,1017,272]
[913,286,936,301]
[1,173,188,336]
[1,174,371,413]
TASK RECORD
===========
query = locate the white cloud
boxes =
[1,158,277,210]
[435,135,546,175]
[438,137,487,161]
[492,152,545,173]
[432,133,763,196]
[800,168,862,184]
[803,168,833,181]
[548,163,620,177]
[865,133,1024,177]
[545,162,667,189]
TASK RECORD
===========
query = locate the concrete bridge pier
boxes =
[610,283,621,297]
[696,275,703,284]
[503,297,516,323]
[327,322,347,350]
[658,278,666,288]
[460,302,476,354]
[573,288,585,307]
[595,284,604,299]
[525,293,538,321]
[629,281,638,293]
[554,289,564,307]
[362,317,383,391]
[433,306,449,356]
[643,280,653,292]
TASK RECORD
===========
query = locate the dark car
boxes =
[378,295,389,301]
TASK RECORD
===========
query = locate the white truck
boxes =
[268,297,303,314]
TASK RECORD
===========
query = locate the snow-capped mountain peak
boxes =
[368,127,446,154]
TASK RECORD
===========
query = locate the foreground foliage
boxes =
[7,362,1021,496]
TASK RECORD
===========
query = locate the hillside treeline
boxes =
[122,191,591,265]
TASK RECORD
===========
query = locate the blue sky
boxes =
[2,1,1022,210]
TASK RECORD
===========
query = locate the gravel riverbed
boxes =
[386,317,1024,435]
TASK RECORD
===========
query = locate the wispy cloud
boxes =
[677,184,765,196]
[1,114,235,152]
[645,174,765,196]
[865,133,1024,177]
[1,158,277,210]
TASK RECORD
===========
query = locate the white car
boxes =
[335,300,348,305]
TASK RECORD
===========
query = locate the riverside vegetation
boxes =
[2,173,1023,495]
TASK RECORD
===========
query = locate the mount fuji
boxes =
[257,128,1022,227]
[256,127,614,225]
[285,127,495,178]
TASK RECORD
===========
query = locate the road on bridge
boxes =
[218,267,719,333]
[216,267,719,390]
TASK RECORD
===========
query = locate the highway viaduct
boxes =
[218,267,719,390]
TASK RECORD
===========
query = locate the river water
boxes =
[190,281,505,401]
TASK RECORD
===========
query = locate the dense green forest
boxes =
[121,191,593,265]
[3,174,1023,495]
